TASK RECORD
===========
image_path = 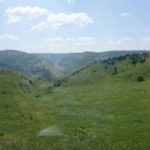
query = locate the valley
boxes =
[0,51,150,149]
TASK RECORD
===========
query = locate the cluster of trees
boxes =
[129,54,146,64]
[102,52,148,65]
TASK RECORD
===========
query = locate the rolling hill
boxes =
[0,50,64,80]
[0,50,148,78]
[0,70,54,149]
[35,50,147,75]
[44,52,150,149]
[0,52,150,149]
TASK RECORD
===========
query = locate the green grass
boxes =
[0,70,54,149]
[0,54,150,149]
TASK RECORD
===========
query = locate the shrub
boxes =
[143,52,149,58]
[1,91,6,94]
[76,70,79,74]
[137,76,144,82]
[112,68,118,75]
[35,95,40,97]
[130,54,146,64]
[54,81,61,87]
[103,59,115,65]
[130,54,139,64]
[92,70,96,73]
[131,59,138,64]
[29,80,32,84]
[139,58,146,63]
[0,133,4,137]
[117,56,126,61]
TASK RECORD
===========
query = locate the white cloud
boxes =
[5,7,93,28]
[103,37,138,51]
[47,12,94,29]
[30,22,48,31]
[38,36,97,52]
[6,6,48,23]
[46,37,65,43]
[45,37,97,48]
[120,12,129,17]
[0,0,4,3]
[75,37,97,46]
[141,37,150,41]
[122,37,132,41]
[6,6,48,16]
[29,12,94,31]
[0,34,18,41]
[21,37,97,53]
[107,37,132,46]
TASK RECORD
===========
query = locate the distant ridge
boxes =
[35,50,149,75]
[0,49,149,77]
[0,50,64,80]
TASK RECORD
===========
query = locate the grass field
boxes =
[0,54,150,149]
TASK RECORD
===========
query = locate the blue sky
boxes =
[0,0,150,53]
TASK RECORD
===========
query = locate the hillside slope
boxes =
[0,50,64,80]
[43,52,150,150]
[0,50,147,78]
[0,70,54,149]
[36,50,147,75]
[1,53,150,149]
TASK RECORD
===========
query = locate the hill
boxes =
[43,52,150,149]
[0,50,148,78]
[1,52,150,149]
[0,70,55,149]
[0,50,64,80]
[35,50,147,75]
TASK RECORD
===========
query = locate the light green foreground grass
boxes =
[0,55,150,150]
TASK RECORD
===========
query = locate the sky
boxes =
[0,0,150,53]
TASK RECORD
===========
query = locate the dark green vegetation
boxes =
[0,52,150,149]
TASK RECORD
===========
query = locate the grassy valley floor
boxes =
[0,54,150,149]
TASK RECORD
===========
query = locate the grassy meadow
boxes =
[0,54,150,149]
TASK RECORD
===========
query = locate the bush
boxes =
[130,54,146,64]
[0,133,4,137]
[29,80,32,84]
[53,81,61,87]
[137,76,144,82]
[104,66,108,70]
[35,95,40,97]
[1,91,6,94]
[112,68,118,75]
[143,52,149,58]
[139,58,146,63]
[117,56,126,61]
[130,54,140,64]
[103,59,115,65]
[131,59,138,64]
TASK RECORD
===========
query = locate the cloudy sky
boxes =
[0,0,150,53]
